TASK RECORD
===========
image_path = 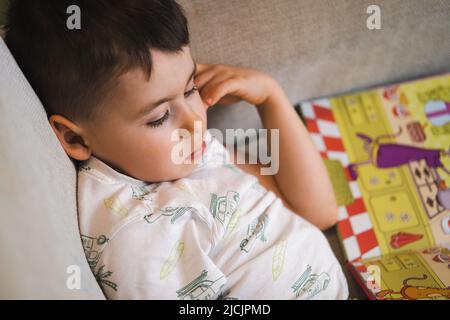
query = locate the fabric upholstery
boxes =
[0,38,105,299]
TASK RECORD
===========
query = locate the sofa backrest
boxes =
[179,0,450,138]
[0,38,104,299]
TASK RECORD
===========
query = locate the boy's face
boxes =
[82,46,208,183]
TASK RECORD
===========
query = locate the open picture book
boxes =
[297,73,450,300]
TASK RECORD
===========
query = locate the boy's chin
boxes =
[163,162,200,181]
[181,160,201,174]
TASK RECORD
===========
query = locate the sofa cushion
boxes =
[0,38,104,299]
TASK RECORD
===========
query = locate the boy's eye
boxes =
[146,86,198,128]
[184,86,198,98]
[147,110,170,128]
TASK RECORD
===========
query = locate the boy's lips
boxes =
[190,141,207,160]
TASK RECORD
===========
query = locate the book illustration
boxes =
[160,240,185,280]
[350,247,450,300]
[299,74,450,262]
[209,190,240,228]
[390,232,424,249]
[143,206,199,224]
[424,246,450,267]
[291,265,331,299]
[442,216,450,234]
[347,129,450,209]
[80,234,109,269]
[323,159,354,206]
[424,100,450,127]
[375,275,450,300]
[239,213,268,253]
[176,269,226,300]
[299,74,450,299]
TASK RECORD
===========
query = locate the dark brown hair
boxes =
[4,0,189,121]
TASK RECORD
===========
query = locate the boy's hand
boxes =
[194,63,279,108]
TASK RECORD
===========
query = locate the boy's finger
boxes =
[194,65,223,90]
[195,63,210,74]
[198,74,232,104]
[194,71,215,91]
[203,77,241,106]
[194,66,228,92]
[194,64,223,89]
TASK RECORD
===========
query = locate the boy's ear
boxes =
[48,114,92,161]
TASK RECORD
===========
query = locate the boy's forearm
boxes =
[256,83,338,230]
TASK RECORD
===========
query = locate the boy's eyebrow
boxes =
[137,60,197,118]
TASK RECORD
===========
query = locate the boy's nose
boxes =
[177,105,205,153]
[180,105,203,134]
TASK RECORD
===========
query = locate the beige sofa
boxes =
[0,0,449,299]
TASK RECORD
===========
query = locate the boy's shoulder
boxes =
[76,156,157,248]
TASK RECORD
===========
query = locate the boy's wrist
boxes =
[256,79,287,112]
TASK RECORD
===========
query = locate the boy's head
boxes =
[5,0,208,183]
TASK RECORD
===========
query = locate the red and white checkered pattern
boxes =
[300,100,380,262]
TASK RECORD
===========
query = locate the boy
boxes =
[5,0,348,299]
